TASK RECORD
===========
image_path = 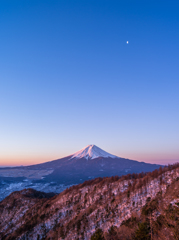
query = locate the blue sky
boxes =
[0,0,179,166]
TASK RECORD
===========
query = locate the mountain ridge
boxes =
[0,145,161,201]
[1,163,179,239]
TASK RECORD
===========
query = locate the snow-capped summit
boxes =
[70,144,118,160]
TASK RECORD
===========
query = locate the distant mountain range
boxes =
[0,145,160,201]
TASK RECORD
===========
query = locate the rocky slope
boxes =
[1,164,179,240]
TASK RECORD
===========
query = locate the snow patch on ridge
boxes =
[70,145,119,160]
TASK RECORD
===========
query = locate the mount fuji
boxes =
[70,144,118,160]
[0,145,161,201]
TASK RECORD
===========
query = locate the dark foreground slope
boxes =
[1,164,179,240]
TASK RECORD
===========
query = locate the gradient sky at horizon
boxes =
[1,0,179,166]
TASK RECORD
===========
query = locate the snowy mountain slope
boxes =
[0,145,161,201]
[70,144,118,160]
[1,164,179,240]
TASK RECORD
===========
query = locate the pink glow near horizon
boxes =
[1,150,179,167]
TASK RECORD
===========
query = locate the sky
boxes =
[0,0,179,166]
